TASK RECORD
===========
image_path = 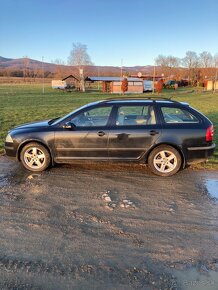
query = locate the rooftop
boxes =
[85,76,143,82]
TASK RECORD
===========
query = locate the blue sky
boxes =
[0,0,218,66]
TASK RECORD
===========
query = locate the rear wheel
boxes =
[20,142,51,172]
[148,145,182,176]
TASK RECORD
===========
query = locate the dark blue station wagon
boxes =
[5,97,215,176]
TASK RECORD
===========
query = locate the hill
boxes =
[0,56,154,77]
[0,56,13,62]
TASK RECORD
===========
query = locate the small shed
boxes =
[62,75,80,89]
[85,77,143,94]
[52,80,67,89]
[206,80,218,91]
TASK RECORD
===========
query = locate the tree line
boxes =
[68,45,218,90]
[1,44,217,89]
[155,51,218,85]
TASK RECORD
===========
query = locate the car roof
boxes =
[98,97,189,106]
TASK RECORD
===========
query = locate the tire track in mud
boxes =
[1,157,218,289]
[85,215,145,247]
[0,177,146,250]
[0,255,176,290]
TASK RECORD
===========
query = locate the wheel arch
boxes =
[17,139,53,165]
[145,143,186,169]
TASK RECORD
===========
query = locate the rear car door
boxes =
[108,103,162,160]
[158,104,205,161]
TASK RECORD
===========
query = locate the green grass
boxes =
[0,84,217,167]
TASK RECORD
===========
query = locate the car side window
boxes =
[161,107,199,123]
[71,106,112,127]
[116,105,156,126]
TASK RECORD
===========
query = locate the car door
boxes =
[54,105,113,161]
[158,104,204,159]
[108,104,162,160]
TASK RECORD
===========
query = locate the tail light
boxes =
[206,125,214,142]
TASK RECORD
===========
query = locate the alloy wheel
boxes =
[24,147,46,170]
[153,150,177,173]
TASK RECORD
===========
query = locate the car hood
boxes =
[12,120,50,131]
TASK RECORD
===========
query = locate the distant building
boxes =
[130,74,164,81]
[62,75,80,89]
[206,80,218,91]
[52,80,67,89]
[85,76,143,93]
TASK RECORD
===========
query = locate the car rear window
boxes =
[161,107,199,123]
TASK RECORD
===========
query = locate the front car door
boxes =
[54,105,113,161]
[108,103,162,160]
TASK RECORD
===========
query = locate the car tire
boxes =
[20,142,51,172]
[148,145,182,176]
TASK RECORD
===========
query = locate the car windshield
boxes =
[51,101,101,125]
[48,117,60,125]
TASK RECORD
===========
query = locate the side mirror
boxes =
[63,121,76,130]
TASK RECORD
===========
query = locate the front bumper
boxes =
[186,143,216,164]
[4,142,18,159]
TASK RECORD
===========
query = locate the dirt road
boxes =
[0,156,217,290]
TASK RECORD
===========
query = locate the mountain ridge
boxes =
[0,56,154,76]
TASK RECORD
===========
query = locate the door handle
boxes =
[150,130,159,136]
[97,131,105,137]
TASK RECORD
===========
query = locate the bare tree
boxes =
[155,55,180,78]
[155,55,169,67]
[214,53,218,68]
[68,43,93,92]
[168,56,180,68]
[199,51,213,68]
[183,51,198,68]
[213,53,218,91]
[23,56,30,82]
[51,58,66,79]
[155,55,169,77]
[182,51,199,85]
[32,64,39,81]
[198,51,213,81]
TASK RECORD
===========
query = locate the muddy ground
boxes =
[0,156,217,290]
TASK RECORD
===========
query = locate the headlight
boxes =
[5,134,13,143]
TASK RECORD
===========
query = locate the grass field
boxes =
[0,83,217,167]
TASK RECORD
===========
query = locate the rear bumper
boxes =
[186,143,216,164]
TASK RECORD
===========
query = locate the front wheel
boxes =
[20,142,51,172]
[148,145,182,176]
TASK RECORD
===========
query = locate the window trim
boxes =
[111,104,158,128]
[159,105,202,125]
[60,104,114,129]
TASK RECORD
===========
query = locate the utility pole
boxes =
[97,66,100,91]
[214,68,218,93]
[42,56,45,94]
[152,65,156,94]
[120,59,123,94]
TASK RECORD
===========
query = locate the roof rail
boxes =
[101,96,181,104]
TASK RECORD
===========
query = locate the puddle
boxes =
[0,170,44,188]
[26,173,42,181]
[0,174,8,187]
[172,266,218,290]
[101,190,136,210]
[9,168,44,185]
[205,179,218,202]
